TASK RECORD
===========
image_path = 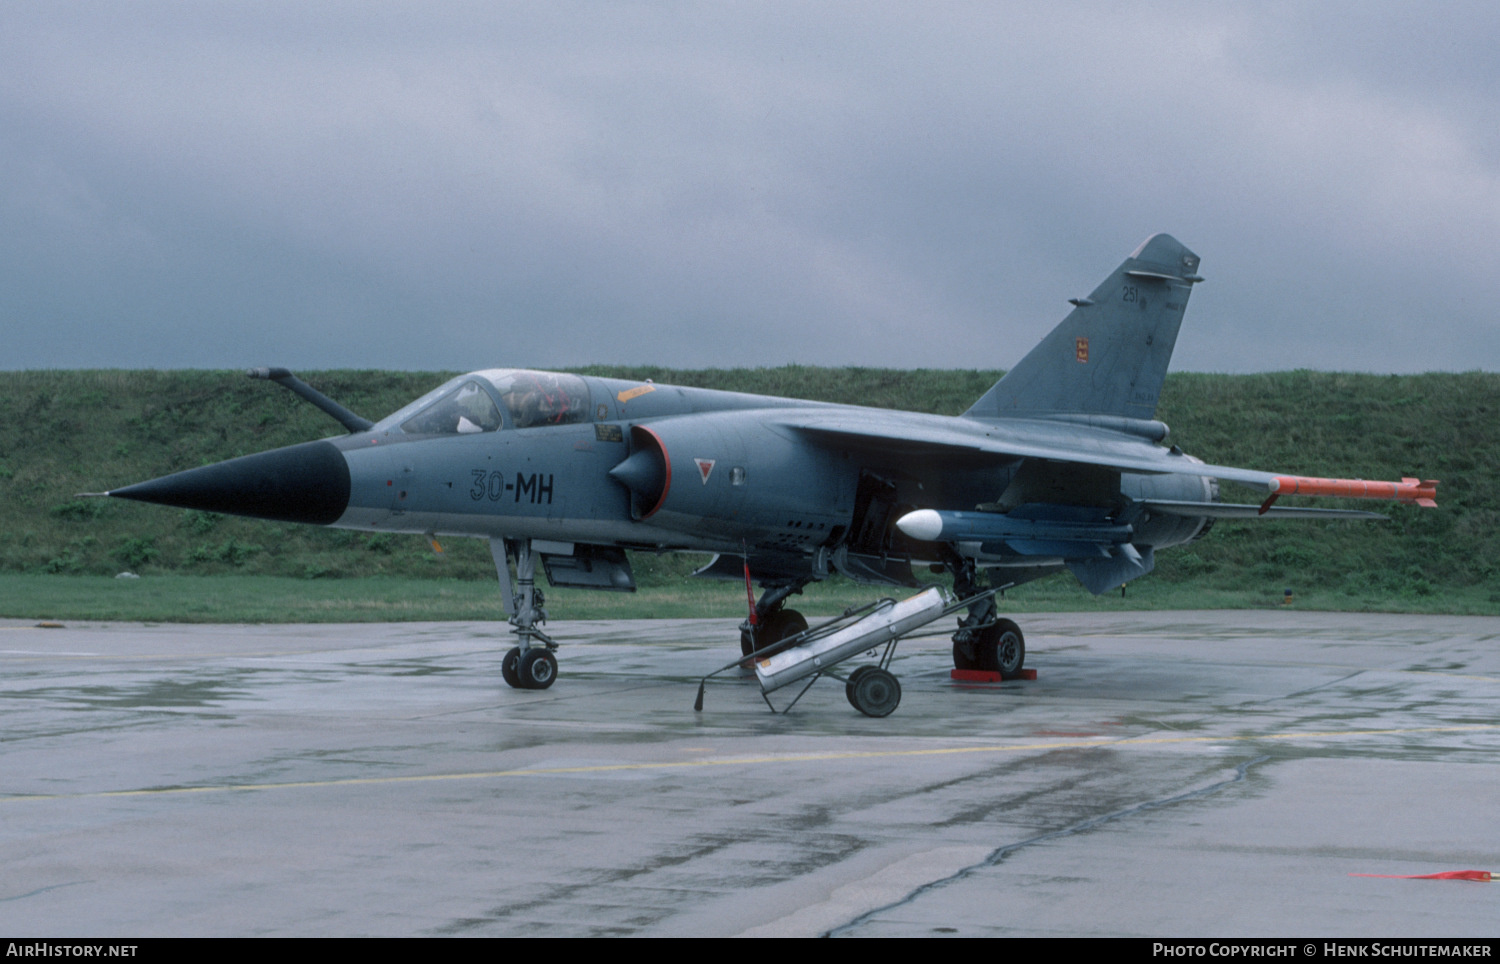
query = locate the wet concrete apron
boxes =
[2,612,1498,936]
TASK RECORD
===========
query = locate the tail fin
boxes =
[964,234,1202,421]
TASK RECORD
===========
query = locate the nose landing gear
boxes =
[493,537,559,690]
[502,644,558,690]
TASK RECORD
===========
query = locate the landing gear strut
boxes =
[492,537,559,690]
[945,550,1026,679]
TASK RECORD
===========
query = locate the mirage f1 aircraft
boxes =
[104,235,1437,691]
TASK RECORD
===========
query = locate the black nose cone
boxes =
[111,440,351,526]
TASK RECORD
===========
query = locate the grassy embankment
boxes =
[1,367,1495,622]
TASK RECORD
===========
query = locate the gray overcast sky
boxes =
[2,1,1497,374]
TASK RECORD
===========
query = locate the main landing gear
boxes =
[492,537,559,690]
[946,553,1026,679]
[740,581,811,659]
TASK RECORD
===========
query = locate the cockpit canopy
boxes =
[374,369,592,436]
[488,369,591,428]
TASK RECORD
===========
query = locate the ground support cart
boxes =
[694,586,999,717]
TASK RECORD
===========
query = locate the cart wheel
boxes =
[848,667,901,718]
[844,665,875,707]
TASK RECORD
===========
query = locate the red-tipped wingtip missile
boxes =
[1259,476,1439,514]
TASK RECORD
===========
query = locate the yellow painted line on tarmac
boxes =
[1402,669,1500,683]
[0,648,343,661]
[5,722,1498,804]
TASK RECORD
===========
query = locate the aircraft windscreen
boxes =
[399,379,504,435]
[483,370,591,428]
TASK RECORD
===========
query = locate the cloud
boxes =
[1,1,1496,373]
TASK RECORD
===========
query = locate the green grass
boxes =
[0,572,869,623]
[4,573,1495,624]
[2,367,1496,621]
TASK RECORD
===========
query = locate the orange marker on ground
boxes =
[1350,870,1491,882]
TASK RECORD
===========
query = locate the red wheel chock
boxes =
[950,669,1037,683]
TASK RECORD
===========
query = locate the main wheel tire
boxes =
[848,667,901,718]
[765,608,808,643]
[517,648,558,690]
[502,646,523,688]
[980,619,1025,678]
[952,639,981,671]
[742,608,809,657]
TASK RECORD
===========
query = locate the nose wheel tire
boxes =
[502,646,522,688]
[846,666,901,717]
[510,647,557,690]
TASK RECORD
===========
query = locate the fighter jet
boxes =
[103,234,1437,692]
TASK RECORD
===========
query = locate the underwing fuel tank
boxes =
[893,508,1132,548]
[894,464,1222,562]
